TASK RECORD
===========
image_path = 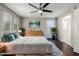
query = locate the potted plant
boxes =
[19,28,25,36]
[50,27,57,40]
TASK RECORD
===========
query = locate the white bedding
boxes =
[3,36,52,54]
[9,36,52,44]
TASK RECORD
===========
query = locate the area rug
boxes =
[51,42,64,56]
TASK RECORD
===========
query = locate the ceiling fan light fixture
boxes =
[38,10,42,13]
[29,3,52,15]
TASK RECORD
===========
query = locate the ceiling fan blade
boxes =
[43,10,52,13]
[28,3,39,9]
[43,3,49,8]
[40,3,43,10]
[30,11,38,13]
[40,3,42,6]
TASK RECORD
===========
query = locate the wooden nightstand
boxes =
[0,44,6,53]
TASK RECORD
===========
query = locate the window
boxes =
[13,19,18,31]
[3,12,12,33]
[47,19,56,28]
[46,19,56,38]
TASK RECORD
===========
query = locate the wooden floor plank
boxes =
[52,39,79,56]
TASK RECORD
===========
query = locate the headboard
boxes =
[25,30,43,36]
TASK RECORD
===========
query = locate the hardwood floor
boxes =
[51,39,79,56]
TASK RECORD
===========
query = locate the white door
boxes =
[62,15,71,46]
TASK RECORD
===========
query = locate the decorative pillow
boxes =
[6,34,11,42]
[11,34,16,40]
[1,33,16,42]
[10,33,18,39]
[13,33,18,39]
[8,33,15,41]
[1,34,10,42]
[1,34,6,42]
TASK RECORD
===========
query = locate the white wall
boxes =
[0,4,21,37]
[57,5,74,46]
[22,17,46,36]
[57,4,79,48]
[71,8,79,53]
[71,5,79,53]
[22,17,56,38]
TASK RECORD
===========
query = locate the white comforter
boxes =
[8,36,52,44]
[3,36,52,54]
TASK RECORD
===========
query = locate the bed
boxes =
[1,30,52,55]
[25,30,44,36]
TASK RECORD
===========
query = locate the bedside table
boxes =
[0,44,6,53]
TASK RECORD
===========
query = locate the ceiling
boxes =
[4,3,74,18]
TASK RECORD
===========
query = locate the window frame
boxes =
[2,12,12,34]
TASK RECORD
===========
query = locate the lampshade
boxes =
[18,30,22,33]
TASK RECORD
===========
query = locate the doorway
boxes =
[62,15,71,46]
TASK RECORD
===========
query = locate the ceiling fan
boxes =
[28,3,52,15]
